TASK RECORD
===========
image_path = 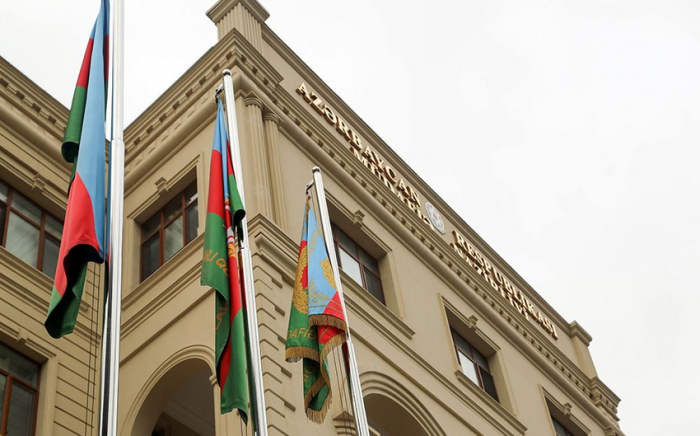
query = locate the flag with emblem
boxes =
[285,196,348,423]
[45,0,110,339]
[201,99,249,419]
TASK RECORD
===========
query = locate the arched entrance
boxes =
[122,346,217,436]
[361,371,447,436]
[150,371,215,436]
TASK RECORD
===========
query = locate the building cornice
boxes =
[261,23,580,333]
[0,57,71,197]
[0,56,68,143]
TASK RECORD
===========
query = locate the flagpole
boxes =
[99,0,124,435]
[310,167,370,436]
[221,70,269,436]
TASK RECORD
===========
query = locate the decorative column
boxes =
[244,94,273,219]
[262,111,288,232]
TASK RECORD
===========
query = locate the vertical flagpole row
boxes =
[311,167,370,436]
[100,0,125,435]
[221,70,269,436]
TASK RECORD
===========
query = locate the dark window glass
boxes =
[360,250,379,275]
[451,330,499,402]
[552,418,575,436]
[0,204,6,244]
[480,369,498,400]
[6,213,40,265]
[11,192,41,223]
[336,229,356,253]
[186,203,198,243]
[473,349,489,370]
[331,225,385,304]
[0,180,7,247]
[140,181,198,281]
[163,217,184,262]
[7,383,34,436]
[0,181,8,202]
[141,235,160,280]
[44,215,63,239]
[0,344,39,387]
[41,237,60,280]
[0,374,5,427]
[185,182,198,207]
[0,343,40,436]
[142,214,160,239]
[364,271,383,302]
[164,196,181,223]
[0,180,62,277]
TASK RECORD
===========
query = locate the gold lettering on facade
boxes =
[297,82,426,208]
[296,83,311,100]
[336,119,352,141]
[323,106,337,124]
[310,93,325,114]
[351,131,362,149]
[384,166,397,183]
[451,230,559,340]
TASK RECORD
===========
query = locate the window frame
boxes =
[451,328,499,402]
[139,181,198,281]
[0,343,41,436]
[331,224,385,304]
[0,180,62,278]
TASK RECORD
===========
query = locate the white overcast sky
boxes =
[2,1,698,435]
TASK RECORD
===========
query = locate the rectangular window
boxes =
[0,180,63,278]
[451,329,498,402]
[140,181,198,281]
[0,343,40,436]
[331,224,385,304]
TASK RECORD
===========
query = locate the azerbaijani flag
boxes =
[201,100,250,419]
[45,0,110,339]
[285,197,348,423]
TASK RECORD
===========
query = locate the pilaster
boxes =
[262,111,288,232]
[244,94,273,219]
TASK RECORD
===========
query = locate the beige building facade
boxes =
[0,1,624,435]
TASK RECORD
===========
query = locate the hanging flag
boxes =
[201,100,249,419]
[45,0,110,339]
[285,197,348,423]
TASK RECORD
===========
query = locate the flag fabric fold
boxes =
[201,100,249,420]
[45,0,110,339]
[285,197,348,423]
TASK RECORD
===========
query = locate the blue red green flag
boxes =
[285,197,348,423]
[201,100,250,419]
[45,0,110,339]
